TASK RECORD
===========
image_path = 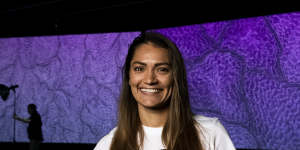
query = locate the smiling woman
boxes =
[129,43,172,112]
[94,32,236,150]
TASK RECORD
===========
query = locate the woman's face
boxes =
[129,43,173,110]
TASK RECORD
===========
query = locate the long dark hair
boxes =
[110,32,203,150]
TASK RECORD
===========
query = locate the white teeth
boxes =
[140,88,160,93]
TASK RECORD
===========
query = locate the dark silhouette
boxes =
[14,103,43,150]
[0,84,18,101]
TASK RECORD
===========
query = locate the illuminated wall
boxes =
[0,32,140,143]
[154,12,300,149]
[0,12,299,149]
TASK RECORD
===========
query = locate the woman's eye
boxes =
[158,67,169,72]
[134,67,144,72]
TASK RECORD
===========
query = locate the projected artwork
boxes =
[0,32,140,143]
[0,12,299,149]
[154,12,300,149]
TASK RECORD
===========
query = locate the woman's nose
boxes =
[143,70,158,85]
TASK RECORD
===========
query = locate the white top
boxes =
[94,115,236,150]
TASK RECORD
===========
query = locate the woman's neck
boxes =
[138,105,169,127]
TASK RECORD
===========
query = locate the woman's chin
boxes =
[138,100,170,110]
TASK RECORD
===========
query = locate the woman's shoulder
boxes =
[193,115,229,140]
[193,115,221,127]
[94,127,117,150]
[193,115,236,150]
[193,115,229,134]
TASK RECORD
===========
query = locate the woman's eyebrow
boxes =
[155,62,170,67]
[131,61,146,66]
[131,61,170,66]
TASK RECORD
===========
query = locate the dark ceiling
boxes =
[0,0,299,37]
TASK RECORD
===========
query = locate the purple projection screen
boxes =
[0,12,300,149]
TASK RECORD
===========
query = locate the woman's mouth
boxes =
[140,88,162,93]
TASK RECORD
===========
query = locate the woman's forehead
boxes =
[132,43,169,62]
